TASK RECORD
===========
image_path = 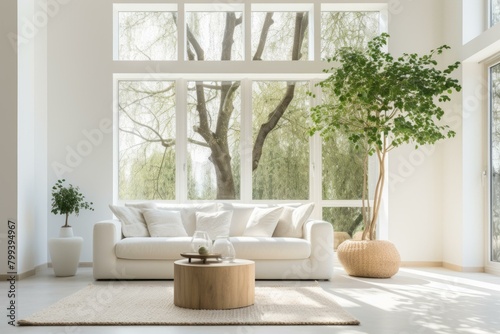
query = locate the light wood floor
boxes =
[1,263,500,334]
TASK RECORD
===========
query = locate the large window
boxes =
[490,63,500,263]
[114,2,386,238]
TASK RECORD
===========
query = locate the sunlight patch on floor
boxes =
[336,287,411,311]
[400,268,500,292]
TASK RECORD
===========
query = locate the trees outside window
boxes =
[118,81,176,200]
[117,5,177,60]
[252,81,310,200]
[187,80,241,200]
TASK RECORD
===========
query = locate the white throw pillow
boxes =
[181,204,218,236]
[220,203,268,236]
[273,203,315,238]
[109,205,150,237]
[243,207,284,237]
[158,203,218,236]
[195,211,233,240]
[142,209,188,237]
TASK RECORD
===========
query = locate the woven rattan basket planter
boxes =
[337,240,400,278]
[334,232,351,250]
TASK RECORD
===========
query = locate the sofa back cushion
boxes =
[109,205,150,237]
[273,203,315,238]
[157,203,218,236]
[143,209,188,237]
[219,203,269,236]
[195,210,232,240]
[243,206,284,237]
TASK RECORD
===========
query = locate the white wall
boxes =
[34,0,49,269]
[0,0,18,276]
[442,0,466,269]
[18,0,37,275]
[462,0,486,44]
[0,0,49,277]
[386,0,446,263]
[16,0,49,276]
[48,0,114,262]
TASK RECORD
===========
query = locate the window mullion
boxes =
[312,2,320,61]
[310,80,323,220]
[178,2,185,61]
[241,79,253,202]
[245,1,251,62]
[176,78,187,202]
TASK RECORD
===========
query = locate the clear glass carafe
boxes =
[212,236,236,262]
[191,231,212,254]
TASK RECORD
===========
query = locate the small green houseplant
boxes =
[51,179,94,228]
[310,33,461,277]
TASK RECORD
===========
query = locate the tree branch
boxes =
[252,12,309,171]
[186,24,205,61]
[253,12,274,61]
[119,127,175,148]
[252,83,295,171]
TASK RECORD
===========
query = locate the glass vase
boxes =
[212,236,236,263]
[191,231,212,254]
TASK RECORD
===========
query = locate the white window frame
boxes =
[112,1,389,225]
[486,60,500,275]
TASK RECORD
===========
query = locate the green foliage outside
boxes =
[51,179,94,227]
[252,81,310,200]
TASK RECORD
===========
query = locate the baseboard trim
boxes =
[79,262,93,268]
[0,268,36,281]
[400,261,443,267]
[1,262,93,280]
[48,262,93,268]
[443,262,484,273]
[484,265,500,276]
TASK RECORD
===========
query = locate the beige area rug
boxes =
[18,283,359,326]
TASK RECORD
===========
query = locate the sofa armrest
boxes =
[303,219,333,243]
[93,219,122,279]
[94,219,122,244]
[303,219,334,278]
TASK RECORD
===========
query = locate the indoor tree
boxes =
[310,33,462,240]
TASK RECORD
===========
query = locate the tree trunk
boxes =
[210,147,236,199]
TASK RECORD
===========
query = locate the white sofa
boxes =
[93,203,334,280]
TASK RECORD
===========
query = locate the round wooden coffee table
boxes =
[174,259,255,310]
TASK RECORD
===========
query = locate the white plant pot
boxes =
[48,227,83,277]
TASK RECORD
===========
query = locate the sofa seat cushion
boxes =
[230,237,311,260]
[115,237,192,260]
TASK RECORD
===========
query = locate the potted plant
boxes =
[310,33,461,278]
[49,179,94,276]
